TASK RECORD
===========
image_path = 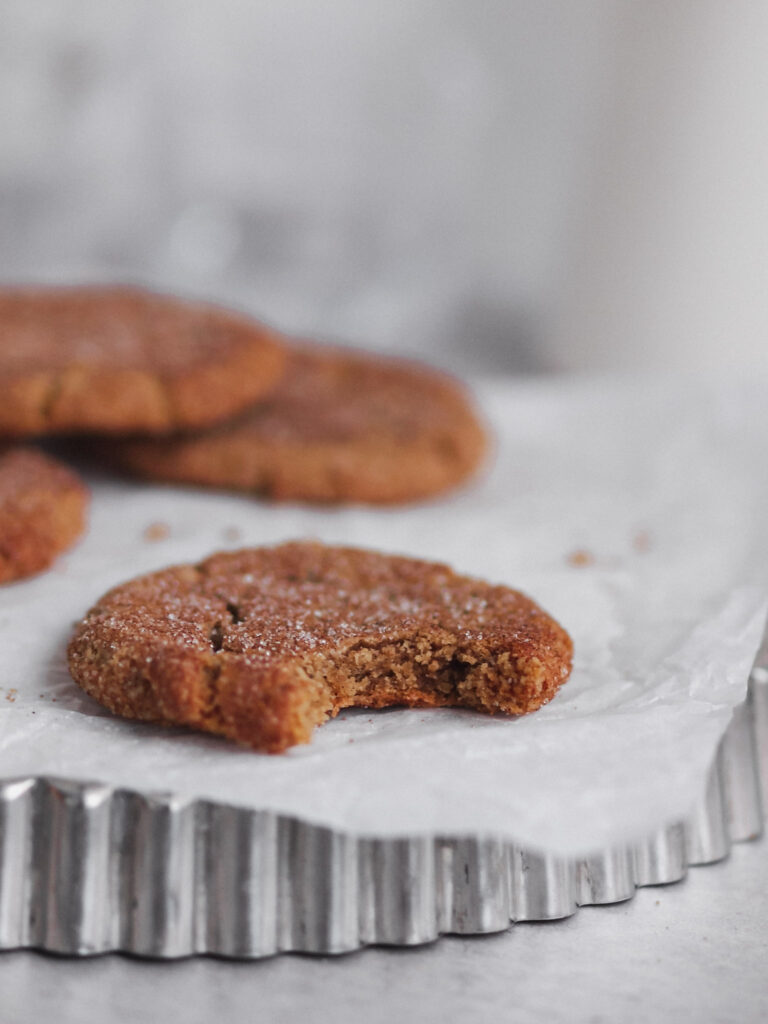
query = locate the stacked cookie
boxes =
[0,284,488,580]
[112,342,488,505]
[0,286,286,437]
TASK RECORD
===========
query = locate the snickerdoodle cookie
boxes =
[0,285,286,436]
[109,345,488,504]
[67,541,573,752]
[0,447,88,583]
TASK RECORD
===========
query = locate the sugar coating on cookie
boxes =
[110,345,489,504]
[0,447,89,583]
[0,285,286,436]
[67,541,573,753]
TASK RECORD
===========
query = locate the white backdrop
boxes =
[0,1,766,373]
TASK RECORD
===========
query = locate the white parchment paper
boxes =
[0,373,766,855]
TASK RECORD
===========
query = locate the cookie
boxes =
[0,285,286,437]
[67,541,573,753]
[108,345,489,503]
[0,447,89,583]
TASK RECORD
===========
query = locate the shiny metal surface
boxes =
[0,677,764,959]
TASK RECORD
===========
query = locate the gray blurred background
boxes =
[1,1,766,374]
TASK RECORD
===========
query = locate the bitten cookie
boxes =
[0,285,286,436]
[67,541,573,753]
[109,345,489,504]
[0,447,89,583]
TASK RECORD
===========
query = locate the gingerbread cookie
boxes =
[108,345,489,504]
[0,285,286,436]
[0,447,89,583]
[67,541,573,753]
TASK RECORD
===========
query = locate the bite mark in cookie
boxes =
[67,542,573,753]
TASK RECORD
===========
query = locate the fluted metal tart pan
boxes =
[0,678,764,958]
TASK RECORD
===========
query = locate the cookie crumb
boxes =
[143,521,170,543]
[567,548,595,568]
[5,688,17,702]
[632,530,652,553]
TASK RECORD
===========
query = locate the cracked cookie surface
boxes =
[0,447,89,583]
[109,344,489,503]
[67,541,573,753]
[0,285,286,436]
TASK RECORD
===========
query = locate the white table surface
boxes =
[1,835,765,1024]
